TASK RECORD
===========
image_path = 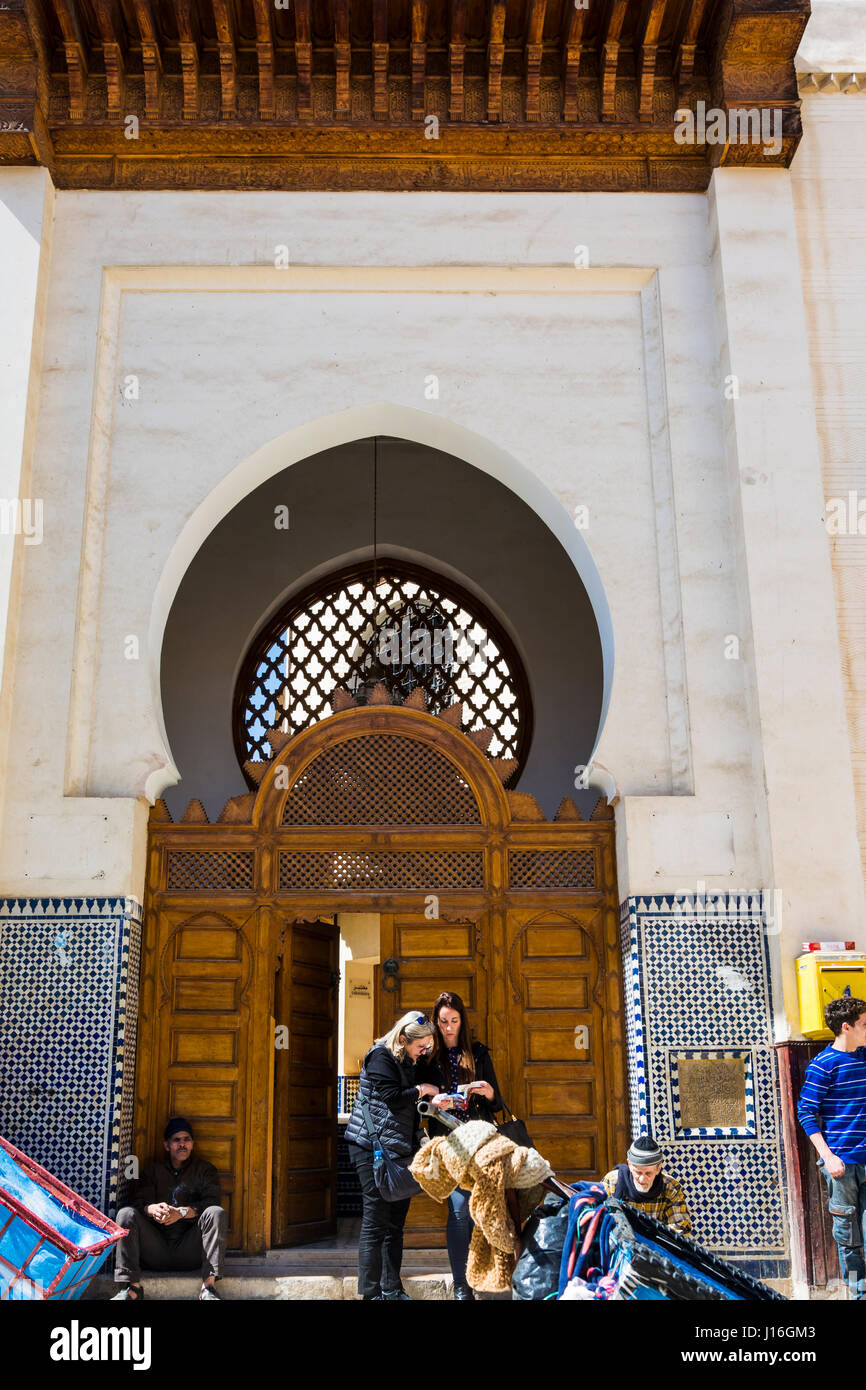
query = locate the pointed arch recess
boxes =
[147,403,614,804]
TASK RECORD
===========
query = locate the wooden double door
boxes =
[135,898,624,1253]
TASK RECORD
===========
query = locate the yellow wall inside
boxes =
[338,914,380,1073]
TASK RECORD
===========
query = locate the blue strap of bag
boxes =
[360,1101,384,1159]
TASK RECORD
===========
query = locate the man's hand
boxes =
[825,1151,846,1179]
[147,1202,186,1226]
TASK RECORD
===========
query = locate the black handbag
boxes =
[512,1193,569,1300]
[494,1101,534,1150]
[360,1103,422,1202]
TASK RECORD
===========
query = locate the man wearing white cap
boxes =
[602,1134,692,1235]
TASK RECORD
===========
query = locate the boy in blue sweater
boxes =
[798,995,866,1297]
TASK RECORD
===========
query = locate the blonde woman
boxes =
[345,1012,439,1301]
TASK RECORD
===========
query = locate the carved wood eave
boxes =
[92,0,126,120]
[0,0,52,167]
[0,0,807,189]
[294,0,313,120]
[523,0,546,122]
[638,0,668,122]
[132,0,163,120]
[52,0,88,121]
[707,0,808,168]
[411,0,428,121]
[334,0,351,120]
[486,0,506,122]
[173,0,200,120]
[211,0,237,119]
[448,0,467,121]
[252,0,275,120]
[675,0,709,99]
[372,0,389,121]
[560,0,589,124]
[599,0,629,122]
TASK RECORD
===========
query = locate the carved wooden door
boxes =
[136,908,258,1250]
[503,903,625,1184]
[378,910,487,1247]
[271,918,339,1247]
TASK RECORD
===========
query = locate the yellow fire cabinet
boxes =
[797,953,866,1040]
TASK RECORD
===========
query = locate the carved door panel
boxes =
[138,909,256,1250]
[504,905,614,1183]
[272,919,339,1247]
[378,910,487,1248]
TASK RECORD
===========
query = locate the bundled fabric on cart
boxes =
[555,1183,786,1302]
[512,1192,571,1300]
[410,1119,552,1291]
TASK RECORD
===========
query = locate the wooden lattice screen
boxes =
[280,733,482,826]
[233,560,531,790]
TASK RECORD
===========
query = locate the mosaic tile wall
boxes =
[622,895,788,1266]
[0,896,142,1216]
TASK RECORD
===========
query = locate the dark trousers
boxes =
[820,1163,866,1298]
[349,1145,411,1299]
[114,1206,227,1284]
[446,1187,474,1288]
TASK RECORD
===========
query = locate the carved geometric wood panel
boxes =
[279,734,483,826]
[278,849,485,892]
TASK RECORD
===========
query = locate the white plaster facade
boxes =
[792,2,866,919]
[1,0,865,1054]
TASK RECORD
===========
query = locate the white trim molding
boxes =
[798,71,866,94]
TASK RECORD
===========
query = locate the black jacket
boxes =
[416,1041,505,1137]
[131,1153,222,1240]
[345,1044,422,1158]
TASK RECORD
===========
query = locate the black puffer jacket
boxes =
[345,1044,422,1158]
[416,1041,504,1138]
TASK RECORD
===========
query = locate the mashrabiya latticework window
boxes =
[235,563,528,785]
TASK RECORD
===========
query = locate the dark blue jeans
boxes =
[820,1162,866,1298]
[446,1187,474,1289]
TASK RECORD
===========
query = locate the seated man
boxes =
[601,1133,692,1235]
[112,1116,227,1301]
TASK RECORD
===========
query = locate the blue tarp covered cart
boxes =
[0,1134,125,1300]
[514,1182,787,1301]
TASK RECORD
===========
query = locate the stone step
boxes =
[257,1249,451,1272]
[90,1273,468,1300]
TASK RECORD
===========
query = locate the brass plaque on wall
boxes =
[677,1056,747,1130]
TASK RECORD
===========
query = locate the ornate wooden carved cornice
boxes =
[0,0,809,191]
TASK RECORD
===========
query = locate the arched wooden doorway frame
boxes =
[135,696,627,1253]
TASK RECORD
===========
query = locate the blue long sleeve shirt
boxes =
[798,1045,866,1163]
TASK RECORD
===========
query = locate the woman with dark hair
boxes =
[420,990,505,1301]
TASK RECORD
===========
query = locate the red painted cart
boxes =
[0,1134,125,1300]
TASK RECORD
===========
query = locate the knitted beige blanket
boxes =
[410,1121,552,1292]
